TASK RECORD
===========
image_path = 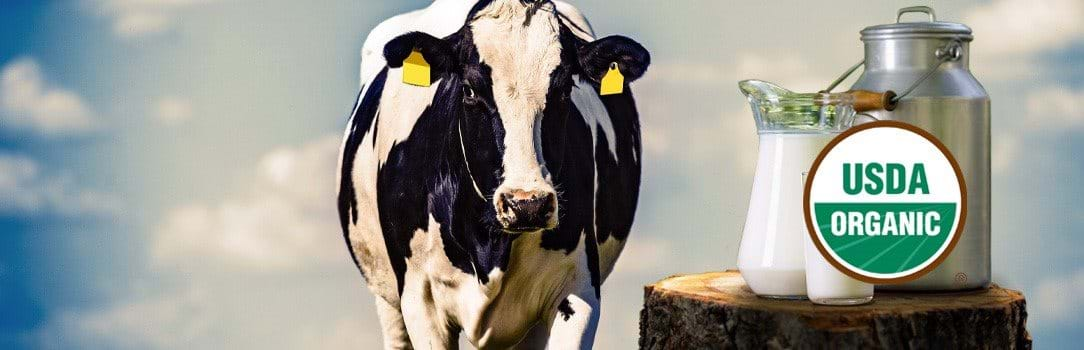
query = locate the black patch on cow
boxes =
[578,36,651,85]
[539,102,589,254]
[594,91,642,244]
[337,68,388,278]
[371,114,379,148]
[539,23,582,180]
[385,32,457,84]
[430,163,517,284]
[557,298,575,321]
[432,110,518,284]
[376,75,466,294]
[533,23,642,295]
[537,24,588,255]
[584,215,602,298]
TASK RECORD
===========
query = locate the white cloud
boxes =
[964,0,1084,57]
[991,85,1083,175]
[965,0,1084,81]
[153,134,343,271]
[94,0,217,38]
[38,287,212,350]
[40,273,380,350]
[992,132,1018,176]
[734,52,830,93]
[154,96,192,125]
[113,11,173,38]
[1034,269,1084,325]
[42,134,379,350]
[0,153,121,217]
[1,58,96,136]
[644,51,829,93]
[0,154,41,212]
[1025,86,1084,128]
[642,61,728,86]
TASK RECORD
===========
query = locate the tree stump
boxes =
[640,271,1030,349]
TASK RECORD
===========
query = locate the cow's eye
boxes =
[463,85,477,100]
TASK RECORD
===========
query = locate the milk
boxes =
[804,233,874,305]
[738,133,835,298]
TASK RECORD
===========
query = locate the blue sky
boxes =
[0,0,1081,349]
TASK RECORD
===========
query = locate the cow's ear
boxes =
[578,35,651,84]
[384,32,457,75]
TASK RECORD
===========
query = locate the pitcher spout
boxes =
[738,79,893,133]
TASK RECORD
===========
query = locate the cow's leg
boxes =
[400,279,458,350]
[512,320,552,350]
[544,288,600,350]
[375,296,413,350]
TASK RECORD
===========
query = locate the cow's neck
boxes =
[431,113,518,285]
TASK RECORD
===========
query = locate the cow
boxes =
[336,1,649,348]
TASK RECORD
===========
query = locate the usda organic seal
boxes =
[803,121,967,284]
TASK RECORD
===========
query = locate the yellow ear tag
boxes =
[599,62,624,96]
[402,49,431,87]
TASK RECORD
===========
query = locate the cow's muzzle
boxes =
[495,189,558,233]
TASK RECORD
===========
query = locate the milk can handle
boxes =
[824,40,963,104]
[897,6,936,23]
[891,41,962,102]
[823,60,865,93]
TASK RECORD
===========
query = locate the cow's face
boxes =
[384,1,649,233]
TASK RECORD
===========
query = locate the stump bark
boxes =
[640,271,1030,349]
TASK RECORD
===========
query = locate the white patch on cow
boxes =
[338,73,440,305]
[374,295,412,349]
[342,108,398,304]
[397,212,589,349]
[471,1,562,198]
[375,73,442,167]
[466,230,588,348]
[547,291,600,349]
[571,76,618,161]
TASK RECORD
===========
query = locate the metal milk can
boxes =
[835,6,991,291]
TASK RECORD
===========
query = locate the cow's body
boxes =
[337,1,645,348]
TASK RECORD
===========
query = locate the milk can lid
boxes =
[861,6,973,41]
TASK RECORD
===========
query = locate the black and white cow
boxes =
[337,1,649,348]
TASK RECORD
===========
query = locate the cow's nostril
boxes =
[497,190,557,231]
[539,192,556,216]
[499,192,514,213]
[514,197,541,215]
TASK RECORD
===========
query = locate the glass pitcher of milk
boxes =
[736,80,891,302]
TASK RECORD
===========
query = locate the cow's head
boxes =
[384,0,649,233]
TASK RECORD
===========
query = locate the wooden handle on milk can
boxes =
[848,90,898,112]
